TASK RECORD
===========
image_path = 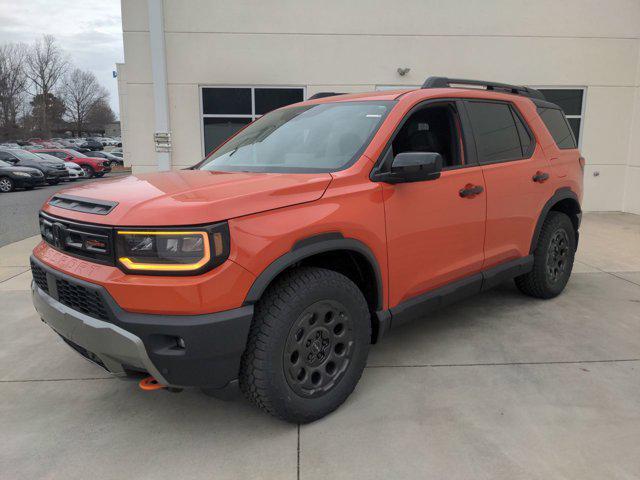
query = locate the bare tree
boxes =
[0,43,28,137]
[25,35,68,136]
[62,68,108,136]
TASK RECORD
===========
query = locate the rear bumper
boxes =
[31,256,254,389]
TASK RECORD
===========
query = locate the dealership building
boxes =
[117,0,640,213]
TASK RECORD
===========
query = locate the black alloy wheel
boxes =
[283,299,355,398]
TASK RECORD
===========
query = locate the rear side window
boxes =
[537,107,577,149]
[465,101,531,164]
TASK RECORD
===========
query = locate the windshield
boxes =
[67,149,86,157]
[198,101,393,173]
[36,153,61,162]
[8,149,43,162]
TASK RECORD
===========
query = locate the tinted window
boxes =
[514,112,533,156]
[255,88,304,115]
[538,108,577,149]
[202,88,251,115]
[203,118,251,155]
[466,101,523,163]
[537,88,584,144]
[537,89,583,116]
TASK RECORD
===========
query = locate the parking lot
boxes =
[0,172,128,247]
[1,212,639,479]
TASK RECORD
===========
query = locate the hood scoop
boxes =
[48,194,118,215]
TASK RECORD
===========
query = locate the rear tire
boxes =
[515,211,576,299]
[239,267,371,424]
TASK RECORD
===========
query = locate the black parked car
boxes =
[79,138,104,151]
[0,148,69,185]
[0,159,46,192]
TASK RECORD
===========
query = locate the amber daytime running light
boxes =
[115,223,230,274]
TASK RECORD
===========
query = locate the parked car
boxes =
[0,159,45,192]
[85,150,123,166]
[31,77,584,423]
[64,161,85,180]
[79,138,104,151]
[0,148,68,184]
[34,152,85,181]
[32,149,111,178]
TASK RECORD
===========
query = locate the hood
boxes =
[42,169,332,226]
[0,165,42,174]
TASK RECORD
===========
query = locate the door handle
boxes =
[459,184,484,198]
[532,171,549,183]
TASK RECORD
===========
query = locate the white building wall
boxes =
[119,0,640,212]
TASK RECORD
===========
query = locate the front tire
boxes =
[240,267,371,423]
[0,177,14,193]
[81,165,95,178]
[515,211,576,299]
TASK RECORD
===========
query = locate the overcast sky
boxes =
[0,0,123,117]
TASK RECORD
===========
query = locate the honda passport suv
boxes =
[31,77,584,423]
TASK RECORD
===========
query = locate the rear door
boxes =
[463,99,554,269]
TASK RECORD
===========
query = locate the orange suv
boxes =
[31,77,584,423]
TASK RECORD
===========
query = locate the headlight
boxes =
[115,223,229,274]
[13,171,30,177]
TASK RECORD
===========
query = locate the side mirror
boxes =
[381,152,443,184]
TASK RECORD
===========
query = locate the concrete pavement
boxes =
[1,213,639,479]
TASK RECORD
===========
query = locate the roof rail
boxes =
[307,92,345,100]
[421,77,545,100]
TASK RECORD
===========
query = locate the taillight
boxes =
[578,156,586,171]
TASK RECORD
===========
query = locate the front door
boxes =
[381,101,487,309]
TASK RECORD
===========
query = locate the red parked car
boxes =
[33,149,111,178]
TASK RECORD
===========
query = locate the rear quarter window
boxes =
[537,107,577,149]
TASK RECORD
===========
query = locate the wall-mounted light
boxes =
[397,67,411,76]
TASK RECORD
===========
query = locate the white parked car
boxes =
[64,161,85,180]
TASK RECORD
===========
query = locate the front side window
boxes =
[465,101,529,164]
[198,101,392,173]
[391,103,463,168]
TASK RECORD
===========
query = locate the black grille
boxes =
[40,212,114,265]
[31,262,49,293]
[56,278,109,321]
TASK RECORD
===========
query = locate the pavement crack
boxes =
[366,358,640,369]
[297,424,301,480]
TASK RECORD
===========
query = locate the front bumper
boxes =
[45,170,69,181]
[31,256,254,389]
[14,175,46,188]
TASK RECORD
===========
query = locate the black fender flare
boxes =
[243,233,384,312]
[529,187,581,254]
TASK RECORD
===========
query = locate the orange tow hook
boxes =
[139,376,166,391]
